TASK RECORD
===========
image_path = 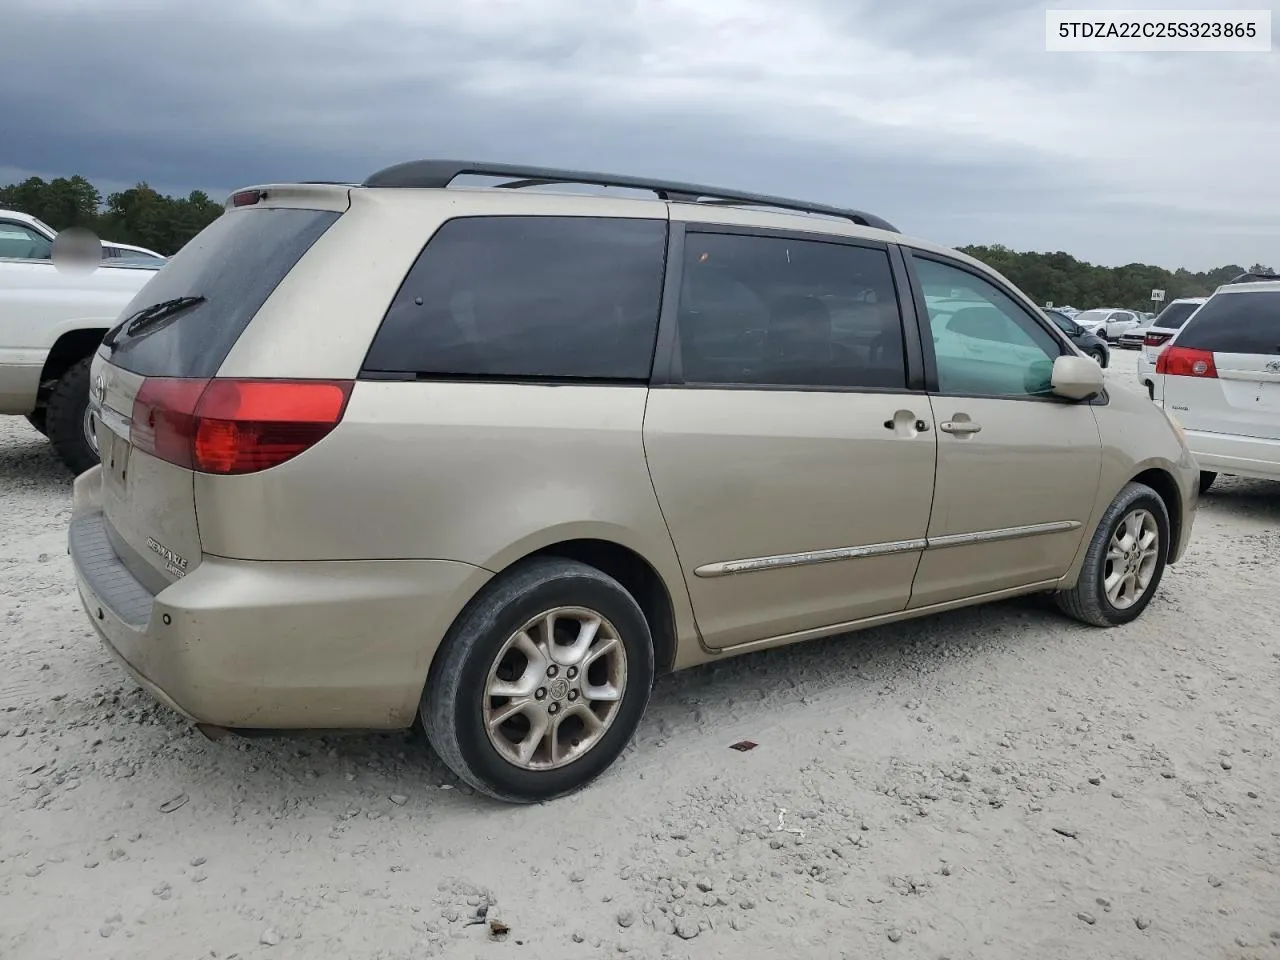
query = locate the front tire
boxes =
[45,356,99,475]
[422,557,654,803]
[1090,348,1108,368]
[1055,482,1170,627]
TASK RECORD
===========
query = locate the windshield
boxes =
[1152,300,1203,330]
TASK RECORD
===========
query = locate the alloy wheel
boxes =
[483,606,628,770]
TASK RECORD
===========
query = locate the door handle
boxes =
[940,420,982,435]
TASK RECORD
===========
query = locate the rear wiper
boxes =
[103,296,206,349]
[125,296,205,336]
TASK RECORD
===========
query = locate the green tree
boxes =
[0,175,101,230]
[1,174,224,255]
[1,172,1273,289]
[957,246,1262,311]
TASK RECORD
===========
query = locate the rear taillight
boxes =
[231,189,264,207]
[132,378,210,470]
[1155,346,1217,378]
[131,378,353,474]
[1143,332,1173,347]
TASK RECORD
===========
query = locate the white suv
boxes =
[1074,308,1141,341]
[1153,278,1280,493]
[1137,297,1207,397]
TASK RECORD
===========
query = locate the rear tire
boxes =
[1198,471,1217,495]
[45,356,99,476]
[1055,482,1170,627]
[421,557,655,803]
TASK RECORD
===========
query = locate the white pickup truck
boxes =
[1,210,160,472]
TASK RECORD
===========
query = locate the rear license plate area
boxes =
[102,428,131,492]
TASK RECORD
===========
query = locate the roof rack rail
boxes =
[361,160,899,233]
[1225,271,1278,285]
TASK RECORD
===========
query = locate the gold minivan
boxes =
[70,161,1198,802]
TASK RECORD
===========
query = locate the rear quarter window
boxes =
[105,207,341,378]
[1177,292,1280,355]
[361,216,668,381]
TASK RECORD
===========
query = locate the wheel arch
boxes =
[470,521,699,676]
[38,327,107,398]
[510,538,681,676]
[1130,466,1183,565]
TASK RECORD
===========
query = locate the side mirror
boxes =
[1051,354,1105,401]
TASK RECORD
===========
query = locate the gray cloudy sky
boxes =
[2,0,1277,268]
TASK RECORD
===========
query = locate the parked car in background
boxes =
[0,248,160,472]
[102,240,165,263]
[1135,297,1207,397]
[1044,308,1110,366]
[0,210,56,259]
[1152,278,1280,493]
[1117,319,1151,350]
[69,160,1198,804]
[1074,308,1142,341]
[1,209,165,264]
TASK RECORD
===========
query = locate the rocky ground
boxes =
[1,349,1278,960]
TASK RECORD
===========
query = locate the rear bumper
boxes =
[69,466,492,729]
[0,348,45,415]
[1187,429,1280,482]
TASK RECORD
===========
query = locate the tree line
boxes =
[2,175,1273,309]
[958,244,1274,313]
[0,175,223,257]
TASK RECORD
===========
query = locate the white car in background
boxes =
[1135,297,1207,397]
[0,209,164,263]
[1152,278,1280,493]
[1074,308,1142,341]
[101,240,165,262]
[1,214,161,472]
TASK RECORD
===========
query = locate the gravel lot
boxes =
[2,348,1278,960]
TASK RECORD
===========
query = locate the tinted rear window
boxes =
[105,208,341,378]
[362,216,668,381]
[1177,292,1280,355]
[1152,300,1201,330]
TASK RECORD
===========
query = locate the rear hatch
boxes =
[1158,288,1280,440]
[90,198,345,592]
